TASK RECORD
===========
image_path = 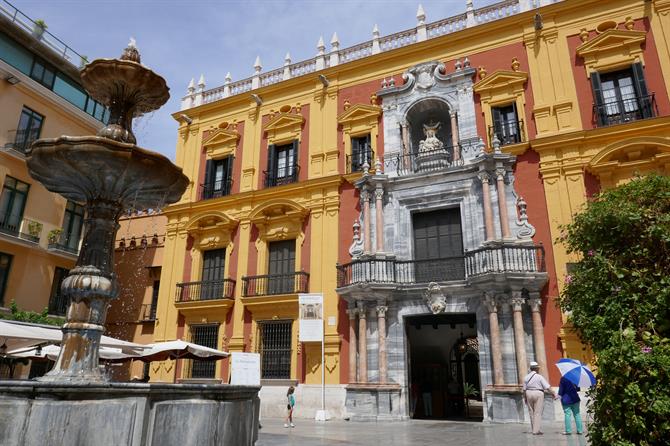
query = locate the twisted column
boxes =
[528,294,548,377]
[495,168,511,239]
[347,306,358,383]
[478,172,495,241]
[450,112,460,162]
[511,293,528,384]
[357,302,368,383]
[485,292,504,386]
[374,188,384,253]
[361,190,371,255]
[376,303,388,383]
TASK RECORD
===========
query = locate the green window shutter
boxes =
[266,144,276,187]
[225,155,234,193]
[631,62,652,118]
[590,72,605,126]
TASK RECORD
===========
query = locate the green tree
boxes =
[0,300,64,326]
[559,174,670,446]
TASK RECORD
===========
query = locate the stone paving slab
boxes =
[257,418,590,446]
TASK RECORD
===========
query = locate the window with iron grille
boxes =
[268,240,296,295]
[258,320,292,379]
[202,156,233,199]
[48,267,69,316]
[14,107,44,154]
[188,324,219,378]
[266,141,298,187]
[0,176,30,236]
[350,134,373,172]
[491,103,521,146]
[591,63,654,126]
[0,252,12,306]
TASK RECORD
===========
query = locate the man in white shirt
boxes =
[522,361,559,435]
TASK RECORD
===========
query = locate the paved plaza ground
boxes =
[257,418,590,445]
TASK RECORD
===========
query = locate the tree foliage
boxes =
[559,174,670,445]
[0,300,64,326]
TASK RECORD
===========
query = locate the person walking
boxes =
[284,386,296,428]
[558,376,584,435]
[522,361,559,435]
[421,379,433,418]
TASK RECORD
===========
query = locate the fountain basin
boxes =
[0,381,260,446]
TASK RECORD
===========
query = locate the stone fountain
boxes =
[0,41,259,445]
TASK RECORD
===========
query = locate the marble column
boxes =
[400,121,410,156]
[495,168,511,239]
[357,303,368,383]
[450,112,460,162]
[361,189,371,255]
[485,292,505,386]
[528,294,548,377]
[511,293,528,384]
[347,306,358,383]
[374,187,384,253]
[478,172,495,241]
[376,302,388,383]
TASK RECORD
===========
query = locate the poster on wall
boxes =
[230,352,261,386]
[299,293,323,342]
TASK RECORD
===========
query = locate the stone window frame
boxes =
[337,103,382,172]
[185,211,238,283]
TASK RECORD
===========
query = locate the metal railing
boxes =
[3,129,39,155]
[0,214,41,243]
[593,94,657,127]
[383,145,463,176]
[263,166,300,188]
[346,149,375,174]
[48,232,79,254]
[139,303,157,321]
[337,244,544,287]
[199,178,232,200]
[48,293,68,316]
[175,279,236,302]
[242,271,309,297]
[489,119,524,146]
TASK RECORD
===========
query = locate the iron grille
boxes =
[186,324,219,379]
[259,320,292,379]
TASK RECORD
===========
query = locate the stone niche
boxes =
[0,381,260,446]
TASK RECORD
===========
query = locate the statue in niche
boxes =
[418,121,444,154]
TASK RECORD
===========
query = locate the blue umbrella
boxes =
[555,358,596,387]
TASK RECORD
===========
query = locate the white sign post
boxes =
[299,293,329,421]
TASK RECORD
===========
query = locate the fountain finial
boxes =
[121,37,141,63]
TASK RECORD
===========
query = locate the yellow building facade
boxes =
[153,0,670,419]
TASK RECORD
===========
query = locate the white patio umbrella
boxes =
[7,344,139,361]
[131,340,229,363]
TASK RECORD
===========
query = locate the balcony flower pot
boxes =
[47,228,62,245]
[32,20,47,40]
[27,220,43,238]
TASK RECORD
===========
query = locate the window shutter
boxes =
[590,72,605,126]
[491,107,503,141]
[631,62,651,118]
[266,144,276,187]
[291,140,299,178]
[226,155,234,194]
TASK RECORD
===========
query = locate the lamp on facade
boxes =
[5,75,20,85]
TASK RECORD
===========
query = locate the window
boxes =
[202,157,233,199]
[266,141,298,187]
[13,107,44,154]
[60,201,84,252]
[188,324,219,378]
[491,103,522,146]
[149,280,160,320]
[591,63,654,126]
[0,252,12,306]
[200,249,225,300]
[268,240,296,295]
[258,320,292,379]
[48,267,69,316]
[350,134,373,173]
[412,208,465,282]
[30,58,56,89]
[0,176,30,236]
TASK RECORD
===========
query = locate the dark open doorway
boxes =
[406,313,482,421]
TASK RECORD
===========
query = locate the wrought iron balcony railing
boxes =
[242,271,309,297]
[383,145,463,176]
[0,214,41,243]
[48,232,80,255]
[593,93,657,127]
[488,119,524,146]
[3,129,39,155]
[263,166,301,188]
[199,178,232,200]
[336,244,544,287]
[139,303,157,321]
[346,149,375,174]
[175,279,236,302]
[48,293,68,316]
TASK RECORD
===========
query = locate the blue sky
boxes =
[12,0,500,159]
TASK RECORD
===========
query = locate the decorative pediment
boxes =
[473,70,528,99]
[337,104,381,127]
[249,199,309,242]
[186,211,238,250]
[202,128,240,159]
[576,29,646,76]
[263,112,304,145]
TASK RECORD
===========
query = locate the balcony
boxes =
[594,94,657,127]
[263,166,300,188]
[383,145,463,176]
[48,232,80,255]
[3,129,38,156]
[0,215,41,244]
[139,303,157,321]
[488,119,524,147]
[175,279,236,302]
[346,149,375,174]
[199,178,232,200]
[337,244,544,288]
[242,272,309,297]
[48,293,68,316]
